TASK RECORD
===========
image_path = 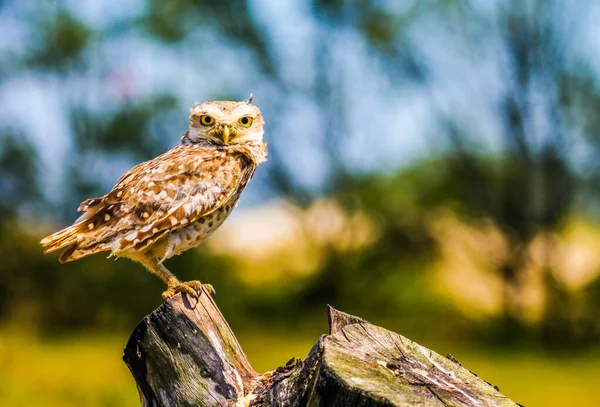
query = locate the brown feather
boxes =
[40,142,265,262]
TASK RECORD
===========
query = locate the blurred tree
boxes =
[0,131,41,223]
[295,0,599,346]
[0,0,599,349]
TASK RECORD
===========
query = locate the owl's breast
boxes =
[161,193,241,259]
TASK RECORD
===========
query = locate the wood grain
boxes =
[124,294,521,407]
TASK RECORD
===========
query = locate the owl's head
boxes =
[186,97,265,146]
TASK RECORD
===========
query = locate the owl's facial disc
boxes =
[188,100,265,145]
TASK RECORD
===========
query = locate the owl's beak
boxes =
[222,125,231,145]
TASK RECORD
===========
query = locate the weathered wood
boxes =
[124,292,521,407]
[327,305,369,334]
[123,288,255,406]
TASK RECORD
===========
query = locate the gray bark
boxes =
[123,288,521,407]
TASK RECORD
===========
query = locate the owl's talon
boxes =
[202,283,216,297]
[181,280,215,297]
[161,280,215,300]
[185,280,203,291]
[162,280,200,300]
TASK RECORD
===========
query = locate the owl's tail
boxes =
[40,196,113,262]
[40,225,82,262]
[41,220,114,262]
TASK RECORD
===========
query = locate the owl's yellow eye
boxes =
[239,116,253,127]
[200,115,215,126]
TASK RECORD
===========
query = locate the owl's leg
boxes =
[141,258,214,300]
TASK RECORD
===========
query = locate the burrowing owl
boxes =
[41,98,267,299]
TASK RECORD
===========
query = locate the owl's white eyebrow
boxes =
[231,106,255,116]
[193,105,221,116]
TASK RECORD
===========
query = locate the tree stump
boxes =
[123,288,520,406]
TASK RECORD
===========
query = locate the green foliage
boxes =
[71,95,178,158]
[0,133,40,222]
[144,0,199,42]
[29,10,91,70]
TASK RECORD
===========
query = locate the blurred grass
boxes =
[0,328,136,407]
[457,349,600,407]
[0,326,597,407]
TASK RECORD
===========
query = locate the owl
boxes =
[41,97,267,299]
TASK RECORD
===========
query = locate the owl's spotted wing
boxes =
[41,145,250,261]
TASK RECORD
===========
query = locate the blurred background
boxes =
[1,0,600,405]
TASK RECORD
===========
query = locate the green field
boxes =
[1,328,597,407]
